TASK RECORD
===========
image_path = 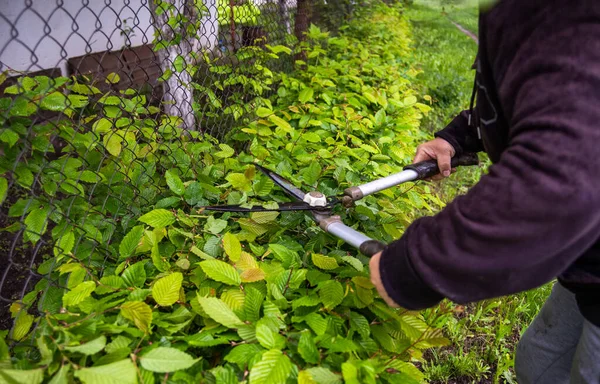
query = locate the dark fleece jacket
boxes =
[380,0,600,326]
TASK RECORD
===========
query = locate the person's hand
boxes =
[413,137,457,181]
[369,251,400,308]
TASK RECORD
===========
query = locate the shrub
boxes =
[0,3,451,383]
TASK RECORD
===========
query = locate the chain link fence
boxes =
[0,0,353,336]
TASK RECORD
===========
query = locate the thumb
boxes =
[438,154,452,177]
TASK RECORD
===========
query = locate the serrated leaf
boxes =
[268,244,300,268]
[63,281,96,307]
[40,92,67,111]
[311,254,339,270]
[103,134,122,157]
[119,226,144,260]
[120,301,152,333]
[303,367,341,384]
[268,115,293,133]
[256,320,284,349]
[249,349,292,384]
[298,87,314,103]
[341,256,363,271]
[74,359,136,384]
[64,335,106,355]
[92,118,112,133]
[244,287,264,323]
[385,359,425,382]
[197,296,244,328]
[214,144,235,158]
[139,347,198,373]
[250,211,279,224]
[165,170,185,196]
[298,330,319,364]
[24,206,49,244]
[292,295,321,310]
[11,311,34,341]
[138,209,176,228]
[303,313,328,336]
[240,268,265,283]
[341,363,359,384]
[222,232,241,262]
[254,177,274,197]
[225,344,264,368]
[237,252,258,270]
[200,259,241,285]
[0,368,44,384]
[349,311,370,339]
[53,230,75,258]
[152,272,183,306]
[48,364,70,384]
[301,162,321,185]
[226,173,252,192]
[319,280,344,310]
[204,216,228,235]
[0,177,7,205]
[122,262,146,288]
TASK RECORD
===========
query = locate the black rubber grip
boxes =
[359,240,387,257]
[403,152,479,180]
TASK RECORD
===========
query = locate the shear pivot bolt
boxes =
[304,191,327,207]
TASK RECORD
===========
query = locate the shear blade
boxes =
[201,201,329,213]
[254,163,306,202]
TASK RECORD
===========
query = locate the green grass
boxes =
[404,1,554,382]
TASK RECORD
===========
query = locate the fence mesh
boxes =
[0,0,345,336]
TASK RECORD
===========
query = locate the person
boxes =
[369,1,600,382]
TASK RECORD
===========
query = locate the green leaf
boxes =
[119,226,144,260]
[226,173,252,192]
[165,170,185,196]
[249,349,293,384]
[256,107,273,117]
[200,260,241,286]
[40,92,67,111]
[63,281,96,307]
[0,177,7,207]
[197,296,243,328]
[341,363,359,384]
[292,295,321,310]
[311,254,339,270]
[138,209,176,228]
[268,115,293,133]
[106,72,121,84]
[319,280,344,310]
[122,262,146,288]
[152,272,183,306]
[225,344,264,368]
[173,55,185,72]
[204,216,228,235]
[0,129,19,147]
[48,364,71,384]
[64,335,106,355]
[303,367,341,384]
[243,287,264,323]
[11,312,34,341]
[222,232,241,262]
[298,330,319,364]
[298,87,314,103]
[74,359,137,384]
[120,301,152,333]
[140,347,198,373]
[214,144,235,158]
[256,320,285,350]
[268,244,300,268]
[301,162,321,185]
[341,256,363,271]
[103,134,122,157]
[92,118,113,134]
[0,368,43,384]
[54,230,75,258]
[24,206,49,244]
[349,311,370,339]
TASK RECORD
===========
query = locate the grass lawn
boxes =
[404,1,554,382]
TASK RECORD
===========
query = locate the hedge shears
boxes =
[201,154,479,256]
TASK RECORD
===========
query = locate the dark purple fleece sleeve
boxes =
[380,23,600,310]
[434,110,484,155]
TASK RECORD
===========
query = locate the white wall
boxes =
[0,0,155,76]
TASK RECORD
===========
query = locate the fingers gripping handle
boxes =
[403,152,479,180]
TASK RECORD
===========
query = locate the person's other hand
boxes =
[369,251,400,308]
[413,138,456,181]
